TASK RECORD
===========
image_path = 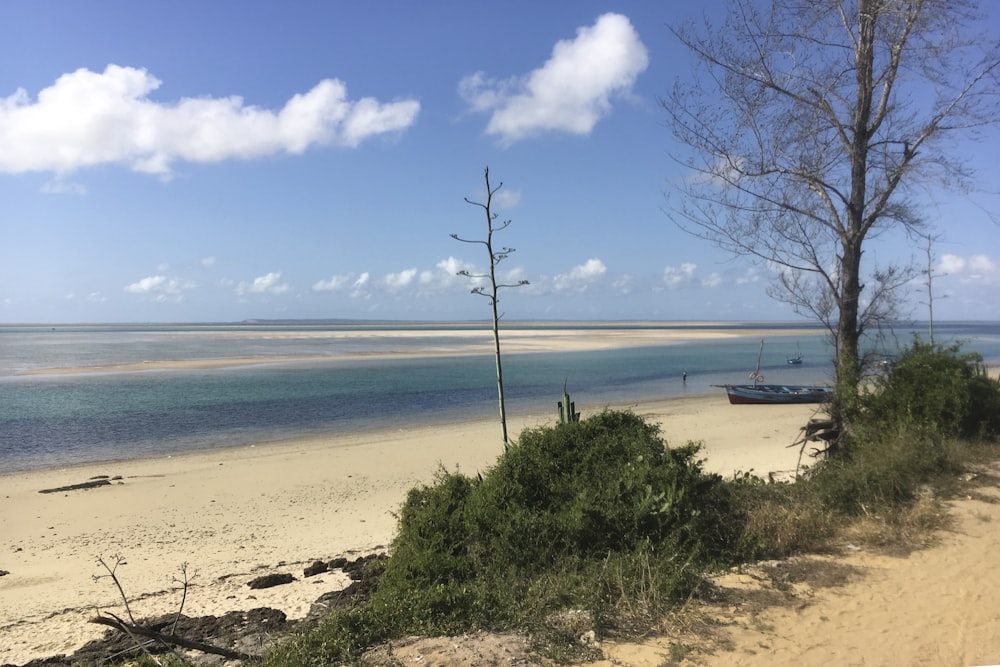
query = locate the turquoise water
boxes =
[1,321,997,473]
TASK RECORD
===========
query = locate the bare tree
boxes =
[664,0,1000,444]
[452,167,529,452]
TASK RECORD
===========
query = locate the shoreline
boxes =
[1,324,838,482]
[0,392,818,664]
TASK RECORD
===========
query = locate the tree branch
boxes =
[89,613,256,662]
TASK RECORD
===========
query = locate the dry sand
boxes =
[591,480,1000,667]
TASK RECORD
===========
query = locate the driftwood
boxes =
[89,612,256,662]
[39,478,112,493]
[790,418,842,476]
[91,556,259,663]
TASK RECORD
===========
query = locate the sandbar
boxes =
[17,325,822,376]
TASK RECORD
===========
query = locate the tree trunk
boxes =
[829,0,877,444]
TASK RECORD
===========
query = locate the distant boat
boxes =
[787,342,803,364]
[714,338,831,404]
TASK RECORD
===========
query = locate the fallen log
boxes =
[39,479,112,494]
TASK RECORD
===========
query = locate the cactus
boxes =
[558,382,580,424]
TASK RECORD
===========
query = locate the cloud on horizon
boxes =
[662,262,697,289]
[459,13,648,144]
[235,272,289,297]
[0,65,420,178]
[553,258,607,292]
[124,275,195,302]
[120,253,780,314]
[939,253,998,285]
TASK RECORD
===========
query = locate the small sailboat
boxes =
[786,342,803,365]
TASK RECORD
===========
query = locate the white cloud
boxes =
[200,256,216,267]
[384,268,418,291]
[435,256,489,291]
[492,187,522,209]
[438,256,474,275]
[735,267,762,285]
[437,256,480,283]
[939,253,999,284]
[459,13,648,143]
[0,65,420,177]
[701,272,723,288]
[939,254,967,274]
[351,272,371,299]
[125,275,167,293]
[124,274,194,302]
[501,265,531,287]
[312,273,355,292]
[613,274,635,294]
[553,258,606,291]
[662,262,697,288]
[235,272,288,296]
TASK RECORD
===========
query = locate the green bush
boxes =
[263,379,1000,665]
[367,410,736,640]
[806,425,963,514]
[806,339,999,515]
[862,340,1000,440]
[464,410,737,572]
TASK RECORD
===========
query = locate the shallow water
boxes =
[1,321,996,473]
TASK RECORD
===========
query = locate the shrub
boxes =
[807,426,963,514]
[801,340,1000,516]
[862,339,1000,440]
[728,474,840,559]
[465,410,738,572]
[262,383,997,664]
[368,410,737,638]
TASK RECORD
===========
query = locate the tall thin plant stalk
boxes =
[451,167,529,451]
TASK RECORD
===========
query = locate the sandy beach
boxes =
[2,325,999,665]
[1,389,819,664]
[3,394,1000,665]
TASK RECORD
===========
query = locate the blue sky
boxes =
[2,1,998,324]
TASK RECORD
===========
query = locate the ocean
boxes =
[2,321,998,473]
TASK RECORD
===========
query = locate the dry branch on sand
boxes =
[90,555,256,664]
